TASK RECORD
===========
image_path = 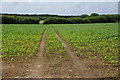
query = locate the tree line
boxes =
[44,14,120,24]
[1,13,120,24]
[2,15,39,24]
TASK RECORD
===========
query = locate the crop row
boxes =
[2,24,45,60]
[53,23,118,64]
[44,27,66,59]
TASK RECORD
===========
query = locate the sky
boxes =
[1,0,119,15]
[1,0,120,2]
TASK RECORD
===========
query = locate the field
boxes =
[44,27,66,59]
[2,24,45,60]
[2,23,119,78]
[53,23,118,64]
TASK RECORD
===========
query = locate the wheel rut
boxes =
[53,28,96,78]
[26,29,47,78]
[2,27,118,78]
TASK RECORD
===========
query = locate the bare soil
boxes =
[2,29,119,78]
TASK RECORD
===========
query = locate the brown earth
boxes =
[2,28,119,78]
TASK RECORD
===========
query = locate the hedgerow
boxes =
[44,15,119,24]
[2,15,39,24]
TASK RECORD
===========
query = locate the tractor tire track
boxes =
[26,29,47,78]
[53,28,96,78]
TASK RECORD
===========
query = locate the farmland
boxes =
[2,23,119,78]
[44,27,66,59]
[53,23,119,64]
[2,24,45,60]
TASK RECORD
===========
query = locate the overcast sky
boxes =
[1,0,119,15]
[1,0,120,2]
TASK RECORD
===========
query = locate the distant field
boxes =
[39,20,44,24]
[2,23,118,64]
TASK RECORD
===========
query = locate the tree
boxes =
[91,13,99,17]
[80,14,89,18]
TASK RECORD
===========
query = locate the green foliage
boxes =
[53,23,118,64]
[2,13,120,24]
[80,14,89,18]
[2,23,119,64]
[44,15,119,24]
[2,15,40,24]
[69,17,84,23]
[44,17,72,24]
[91,13,99,16]
[44,27,66,59]
[2,24,45,60]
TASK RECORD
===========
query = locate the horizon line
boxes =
[0,13,119,16]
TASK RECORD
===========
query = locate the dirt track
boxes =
[2,28,118,78]
[53,29,96,78]
[26,29,47,78]
[26,28,96,78]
